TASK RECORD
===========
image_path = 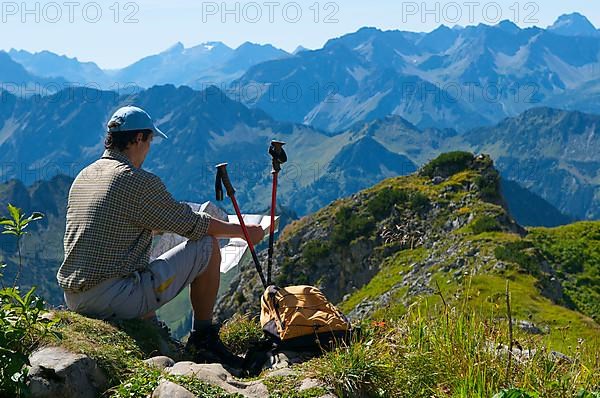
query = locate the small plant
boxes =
[0,204,44,288]
[308,336,397,397]
[0,204,49,396]
[492,388,537,398]
[0,288,59,396]
[219,314,264,356]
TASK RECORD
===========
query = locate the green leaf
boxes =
[30,212,44,221]
[7,204,21,223]
[1,230,18,236]
[0,219,16,226]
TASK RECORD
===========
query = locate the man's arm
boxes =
[137,174,264,244]
[206,217,264,244]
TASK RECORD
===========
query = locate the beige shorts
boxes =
[64,236,214,320]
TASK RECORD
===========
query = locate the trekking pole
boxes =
[267,140,287,286]
[215,163,268,289]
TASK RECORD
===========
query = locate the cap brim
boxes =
[153,125,168,139]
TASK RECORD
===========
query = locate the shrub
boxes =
[409,192,431,212]
[367,188,408,219]
[475,174,501,200]
[332,206,375,245]
[470,215,501,234]
[494,241,541,275]
[302,240,331,266]
[420,152,475,178]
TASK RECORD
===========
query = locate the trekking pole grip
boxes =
[216,163,236,198]
[269,140,287,173]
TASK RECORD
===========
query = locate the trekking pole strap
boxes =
[216,163,236,198]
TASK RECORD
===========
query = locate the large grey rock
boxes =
[27,347,108,398]
[144,356,176,370]
[152,380,196,398]
[167,362,268,397]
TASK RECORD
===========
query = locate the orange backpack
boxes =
[260,285,352,349]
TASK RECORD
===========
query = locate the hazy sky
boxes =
[0,0,598,69]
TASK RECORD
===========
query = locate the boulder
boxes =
[167,362,269,397]
[152,381,196,398]
[27,347,108,398]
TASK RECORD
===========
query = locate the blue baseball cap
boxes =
[107,106,168,139]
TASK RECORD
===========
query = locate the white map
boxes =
[150,201,279,273]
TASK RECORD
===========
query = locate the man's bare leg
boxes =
[190,236,221,321]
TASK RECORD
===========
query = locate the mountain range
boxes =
[4,41,290,91]
[233,13,600,132]
[2,13,600,131]
[0,83,593,220]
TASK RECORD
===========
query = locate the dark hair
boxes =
[104,129,152,151]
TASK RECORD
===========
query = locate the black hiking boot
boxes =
[185,325,242,368]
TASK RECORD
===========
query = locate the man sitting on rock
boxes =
[57,106,264,366]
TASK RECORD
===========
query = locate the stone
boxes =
[264,368,298,379]
[27,347,108,398]
[144,356,176,370]
[299,378,324,391]
[432,176,444,185]
[550,350,574,364]
[152,381,196,398]
[517,320,545,335]
[167,362,269,397]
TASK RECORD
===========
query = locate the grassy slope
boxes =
[25,153,599,397]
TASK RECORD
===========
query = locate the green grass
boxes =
[219,314,264,356]
[262,376,326,398]
[340,247,427,313]
[38,312,162,386]
[306,304,600,398]
[528,222,600,322]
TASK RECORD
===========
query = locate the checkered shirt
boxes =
[57,149,211,293]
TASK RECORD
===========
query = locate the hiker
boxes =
[56,106,264,366]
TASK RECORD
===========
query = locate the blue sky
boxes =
[0,0,598,69]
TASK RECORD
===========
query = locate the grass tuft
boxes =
[219,314,264,356]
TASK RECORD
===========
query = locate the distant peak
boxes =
[548,13,598,36]
[496,20,520,33]
[293,46,308,55]
[430,24,451,33]
[165,42,185,53]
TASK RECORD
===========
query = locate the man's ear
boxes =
[136,132,144,143]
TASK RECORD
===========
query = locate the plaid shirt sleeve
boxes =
[135,172,212,240]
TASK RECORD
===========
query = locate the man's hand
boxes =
[245,224,265,246]
[206,217,265,245]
